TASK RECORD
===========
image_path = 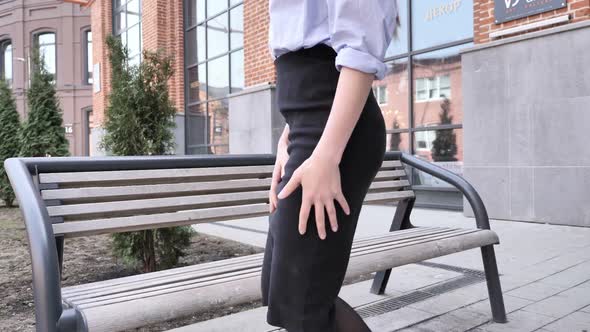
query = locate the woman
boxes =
[261,1,400,331]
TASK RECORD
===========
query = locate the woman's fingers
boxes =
[325,200,338,233]
[335,192,351,216]
[298,197,311,235]
[315,201,326,240]
[277,169,300,199]
[269,163,281,213]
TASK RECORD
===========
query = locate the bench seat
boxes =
[62,226,499,332]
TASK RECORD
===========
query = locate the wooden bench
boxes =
[5,151,507,332]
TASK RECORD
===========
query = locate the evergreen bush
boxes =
[102,36,193,272]
[0,80,21,207]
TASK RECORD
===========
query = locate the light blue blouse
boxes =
[268,0,399,80]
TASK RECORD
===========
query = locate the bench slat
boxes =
[41,178,274,203]
[39,161,405,187]
[42,178,410,204]
[52,188,415,236]
[52,204,270,238]
[62,227,452,300]
[39,165,275,186]
[47,185,412,221]
[67,229,481,307]
[46,191,270,219]
[64,228,498,332]
[62,227,439,296]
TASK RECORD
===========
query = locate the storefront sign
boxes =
[495,0,567,24]
[425,0,463,21]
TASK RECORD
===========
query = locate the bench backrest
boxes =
[38,158,414,238]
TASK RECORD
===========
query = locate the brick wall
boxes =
[142,0,185,112]
[91,0,112,126]
[244,0,276,86]
[475,0,590,44]
[91,0,185,127]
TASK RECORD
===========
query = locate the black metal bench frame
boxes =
[5,151,507,331]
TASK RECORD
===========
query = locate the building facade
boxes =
[88,0,589,226]
[0,0,92,156]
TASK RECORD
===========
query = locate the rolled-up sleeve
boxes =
[327,0,398,80]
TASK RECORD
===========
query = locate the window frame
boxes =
[112,0,142,65]
[184,0,244,155]
[0,39,12,85]
[83,28,93,85]
[32,31,57,80]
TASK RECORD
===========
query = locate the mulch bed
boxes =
[0,206,265,331]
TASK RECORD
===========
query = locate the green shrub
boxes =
[0,80,20,207]
[19,48,69,158]
[102,36,193,272]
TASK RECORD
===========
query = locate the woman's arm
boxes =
[277,0,399,240]
[312,67,374,165]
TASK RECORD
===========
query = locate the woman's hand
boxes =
[269,125,290,213]
[276,67,374,240]
[277,152,351,240]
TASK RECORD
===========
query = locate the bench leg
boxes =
[56,236,64,276]
[481,245,507,323]
[369,198,415,295]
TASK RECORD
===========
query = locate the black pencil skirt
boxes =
[260,44,386,332]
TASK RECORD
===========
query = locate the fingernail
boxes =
[332,226,338,232]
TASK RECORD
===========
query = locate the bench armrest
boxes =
[386,151,491,230]
[4,158,64,332]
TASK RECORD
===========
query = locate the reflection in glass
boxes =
[387,132,410,153]
[207,55,229,99]
[187,103,208,148]
[230,5,244,49]
[37,33,56,76]
[207,0,227,18]
[197,25,206,62]
[207,13,229,58]
[86,31,93,84]
[113,0,142,64]
[385,0,408,57]
[411,0,473,51]
[187,66,206,103]
[412,128,463,187]
[413,45,467,128]
[374,58,409,131]
[1,41,13,84]
[230,50,244,93]
[127,24,141,58]
[185,28,197,65]
[208,100,229,154]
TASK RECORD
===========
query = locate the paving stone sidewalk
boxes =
[184,206,590,332]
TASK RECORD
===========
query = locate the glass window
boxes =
[230,49,244,93]
[207,55,229,99]
[387,132,410,153]
[385,0,409,58]
[373,58,410,131]
[413,128,463,186]
[230,5,243,49]
[113,0,142,64]
[411,0,473,51]
[207,12,229,58]
[1,40,12,85]
[413,45,466,128]
[208,99,229,154]
[35,32,56,77]
[85,30,93,84]
[207,0,226,18]
[184,0,244,155]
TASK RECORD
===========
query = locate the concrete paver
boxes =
[521,282,590,318]
[478,310,555,332]
[541,311,590,332]
[187,207,590,331]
